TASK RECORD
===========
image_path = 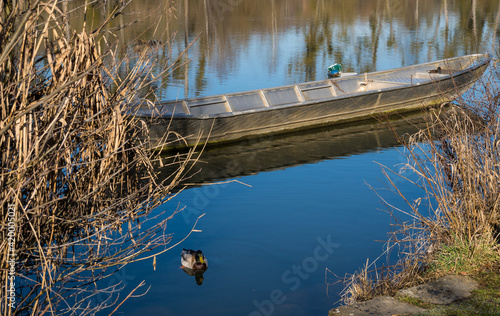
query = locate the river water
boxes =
[74,1,500,315]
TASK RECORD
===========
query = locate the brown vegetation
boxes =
[0,1,198,315]
[335,62,500,305]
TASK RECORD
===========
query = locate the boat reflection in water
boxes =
[156,110,437,186]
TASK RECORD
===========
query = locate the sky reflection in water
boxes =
[79,0,500,315]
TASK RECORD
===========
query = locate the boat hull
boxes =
[137,54,491,149]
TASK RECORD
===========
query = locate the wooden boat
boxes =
[135,54,491,149]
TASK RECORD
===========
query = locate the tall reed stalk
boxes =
[0,1,198,315]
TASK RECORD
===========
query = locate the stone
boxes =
[395,275,478,305]
[329,275,479,315]
[328,296,425,316]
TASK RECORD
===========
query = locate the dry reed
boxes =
[336,62,500,305]
[0,1,199,315]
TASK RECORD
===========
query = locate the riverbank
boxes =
[330,67,500,315]
[330,265,500,315]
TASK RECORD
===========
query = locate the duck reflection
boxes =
[181,266,207,286]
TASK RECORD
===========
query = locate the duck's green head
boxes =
[195,250,205,264]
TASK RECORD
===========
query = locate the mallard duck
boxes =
[181,249,208,270]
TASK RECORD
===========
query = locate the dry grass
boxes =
[0,1,200,315]
[336,62,500,305]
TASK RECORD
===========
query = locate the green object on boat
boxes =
[328,63,342,78]
[328,63,342,73]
